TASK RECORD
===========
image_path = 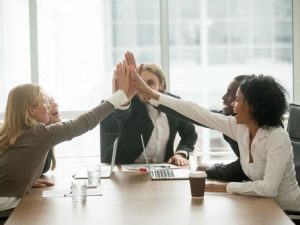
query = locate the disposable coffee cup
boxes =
[189,171,207,198]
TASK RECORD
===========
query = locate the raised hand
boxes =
[125,51,137,69]
[115,61,129,95]
[127,66,138,100]
[115,61,136,102]
[112,69,117,93]
[131,71,159,101]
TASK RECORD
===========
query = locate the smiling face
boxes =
[232,88,252,124]
[48,97,61,124]
[137,70,164,103]
[28,93,50,124]
[222,80,240,116]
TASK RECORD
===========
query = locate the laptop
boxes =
[74,137,118,179]
[140,134,190,180]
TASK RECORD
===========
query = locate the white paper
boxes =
[42,188,102,198]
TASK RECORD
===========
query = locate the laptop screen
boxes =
[110,137,118,171]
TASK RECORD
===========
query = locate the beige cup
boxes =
[189,171,207,198]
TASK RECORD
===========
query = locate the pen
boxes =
[64,190,72,197]
[127,167,149,172]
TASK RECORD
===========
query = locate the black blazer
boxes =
[102,94,197,164]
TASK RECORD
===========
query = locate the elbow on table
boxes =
[261,186,278,198]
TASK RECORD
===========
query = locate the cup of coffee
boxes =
[189,171,207,198]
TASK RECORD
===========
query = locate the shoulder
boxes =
[32,123,48,133]
[264,126,291,147]
[267,126,289,138]
[161,92,181,99]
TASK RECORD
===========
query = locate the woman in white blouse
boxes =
[133,73,300,211]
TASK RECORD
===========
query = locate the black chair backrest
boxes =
[287,103,300,185]
[100,113,119,163]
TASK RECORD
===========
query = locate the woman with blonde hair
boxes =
[0,63,135,220]
[32,96,61,188]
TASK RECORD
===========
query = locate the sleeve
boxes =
[113,102,133,123]
[105,90,129,109]
[150,93,238,140]
[206,159,249,182]
[44,91,128,148]
[226,130,291,197]
[175,119,198,155]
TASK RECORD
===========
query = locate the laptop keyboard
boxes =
[151,169,175,180]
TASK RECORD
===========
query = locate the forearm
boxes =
[150,93,237,140]
[46,91,128,147]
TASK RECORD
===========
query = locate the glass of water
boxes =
[87,163,101,186]
[72,180,87,203]
[189,152,203,171]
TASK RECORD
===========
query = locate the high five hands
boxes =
[113,52,158,101]
[113,61,137,102]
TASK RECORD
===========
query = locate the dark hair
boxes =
[234,75,255,85]
[239,75,288,128]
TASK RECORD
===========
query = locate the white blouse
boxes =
[150,93,300,210]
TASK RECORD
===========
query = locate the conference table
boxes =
[5,158,294,225]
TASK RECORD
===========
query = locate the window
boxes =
[168,0,293,155]
[0,0,31,113]
[0,0,294,159]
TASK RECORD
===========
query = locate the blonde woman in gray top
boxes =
[0,62,135,218]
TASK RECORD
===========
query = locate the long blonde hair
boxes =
[0,84,42,152]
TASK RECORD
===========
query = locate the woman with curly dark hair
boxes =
[133,74,300,211]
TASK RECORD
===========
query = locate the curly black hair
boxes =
[239,75,288,128]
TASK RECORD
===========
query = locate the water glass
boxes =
[72,180,87,203]
[87,163,101,186]
[189,152,203,171]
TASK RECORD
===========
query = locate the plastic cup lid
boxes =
[189,171,207,178]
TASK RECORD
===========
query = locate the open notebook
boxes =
[140,135,190,180]
[74,137,118,179]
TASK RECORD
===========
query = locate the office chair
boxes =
[285,103,300,224]
[100,113,119,163]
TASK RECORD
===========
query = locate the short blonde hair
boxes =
[0,84,43,152]
[138,63,167,91]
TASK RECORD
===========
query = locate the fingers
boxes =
[112,69,118,93]
[176,158,189,166]
[32,183,46,188]
[125,51,137,69]
[32,179,54,188]
[168,155,189,166]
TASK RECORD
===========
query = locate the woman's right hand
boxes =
[115,61,136,101]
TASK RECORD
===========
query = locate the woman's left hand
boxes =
[32,179,54,188]
[205,183,227,193]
